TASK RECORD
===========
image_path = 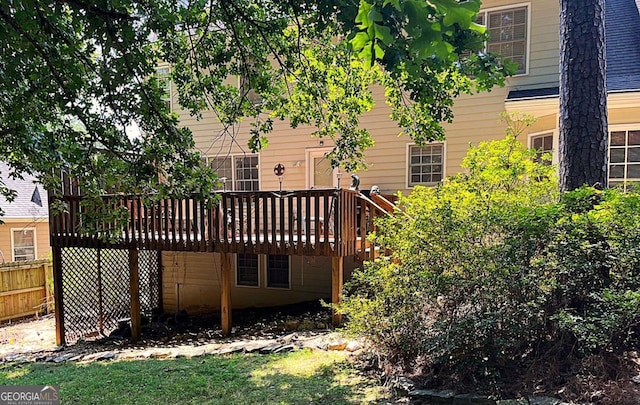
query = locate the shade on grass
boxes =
[0,349,387,404]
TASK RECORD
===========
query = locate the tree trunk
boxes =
[558,0,608,192]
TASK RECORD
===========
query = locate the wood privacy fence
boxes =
[0,259,54,322]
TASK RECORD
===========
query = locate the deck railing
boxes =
[49,188,388,257]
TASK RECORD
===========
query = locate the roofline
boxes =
[506,88,640,103]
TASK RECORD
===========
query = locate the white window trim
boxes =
[478,2,532,77]
[10,227,37,262]
[405,142,447,189]
[264,254,292,290]
[205,153,261,191]
[235,253,261,288]
[528,129,558,164]
[607,124,640,186]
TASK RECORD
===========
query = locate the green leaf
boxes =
[383,0,401,11]
[355,1,373,29]
[374,24,394,45]
[351,31,371,51]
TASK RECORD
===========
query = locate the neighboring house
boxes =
[48,0,640,344]
[0,163,49,263]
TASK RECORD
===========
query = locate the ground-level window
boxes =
[407,143,444,187]
[530,133,553,165]
[12,228,36,262]
[236,253,259,287]
[266,254,289,289]
[204,154,259,191]
[609,129,640,187]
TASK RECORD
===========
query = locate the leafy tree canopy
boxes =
[0,0,512,203]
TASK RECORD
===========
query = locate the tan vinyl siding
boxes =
[609,107,640,124]
[162,252,333,313]
[170,0,563,197]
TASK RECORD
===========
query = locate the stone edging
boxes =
[0,332,363,365]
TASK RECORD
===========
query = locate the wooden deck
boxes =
[48,183,391,344]
[49,188,387,258]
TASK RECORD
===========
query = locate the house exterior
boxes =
[47,0,640,345]
[0,162,49,264]
[159,0,640,315]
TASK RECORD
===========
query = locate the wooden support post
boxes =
[331,256,344,327]
[220,252,232,335]
[52,246,65,346]
[129,248,141,343]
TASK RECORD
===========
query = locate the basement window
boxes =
[266,255,290,289]
[236,253,259,287]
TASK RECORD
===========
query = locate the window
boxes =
[407,144,444,187]
[609,129,640,187]
[530,133,553,165]
[156,67,171,111]
[476,5,528,75]
[236,253,259,287]
[205,154,259,191]
[12,228,36,262]
[235,155,260,191]
[267,255,289,289]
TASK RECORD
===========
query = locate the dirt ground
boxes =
[0,301,339,360]
[0,315,57,356]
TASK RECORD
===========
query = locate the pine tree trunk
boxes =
[558,0,608,192]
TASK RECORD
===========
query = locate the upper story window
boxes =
[156,67,171,111]
[530,133,553,165]
[609,129,640,188]
[12,228,36,262]
[205,154,260,191]
[407,143,444,187]
[477,5,529,75]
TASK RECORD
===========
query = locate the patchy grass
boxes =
[0,349,389,404]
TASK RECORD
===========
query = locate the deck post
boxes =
[220,252,232,335]
[331,255,344,327]
[129,248,141,342]
[52,246,65,346]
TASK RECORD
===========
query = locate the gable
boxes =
[0,162,48,220]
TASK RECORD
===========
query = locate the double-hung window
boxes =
[266,254,290,289]
[407,143,444,187]
[476,5,529,75]
[205,154,260,191]
[12,228,36,262]
[236,253,259,287]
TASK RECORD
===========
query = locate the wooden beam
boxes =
[52,246,65,346]
[220,252,232,335]
[129,248,141,342]
[331,256,344,327]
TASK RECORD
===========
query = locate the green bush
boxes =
[340,134,640,387]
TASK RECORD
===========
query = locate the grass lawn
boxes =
[0,349,389,404]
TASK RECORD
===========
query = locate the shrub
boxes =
[340,134,640,391]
